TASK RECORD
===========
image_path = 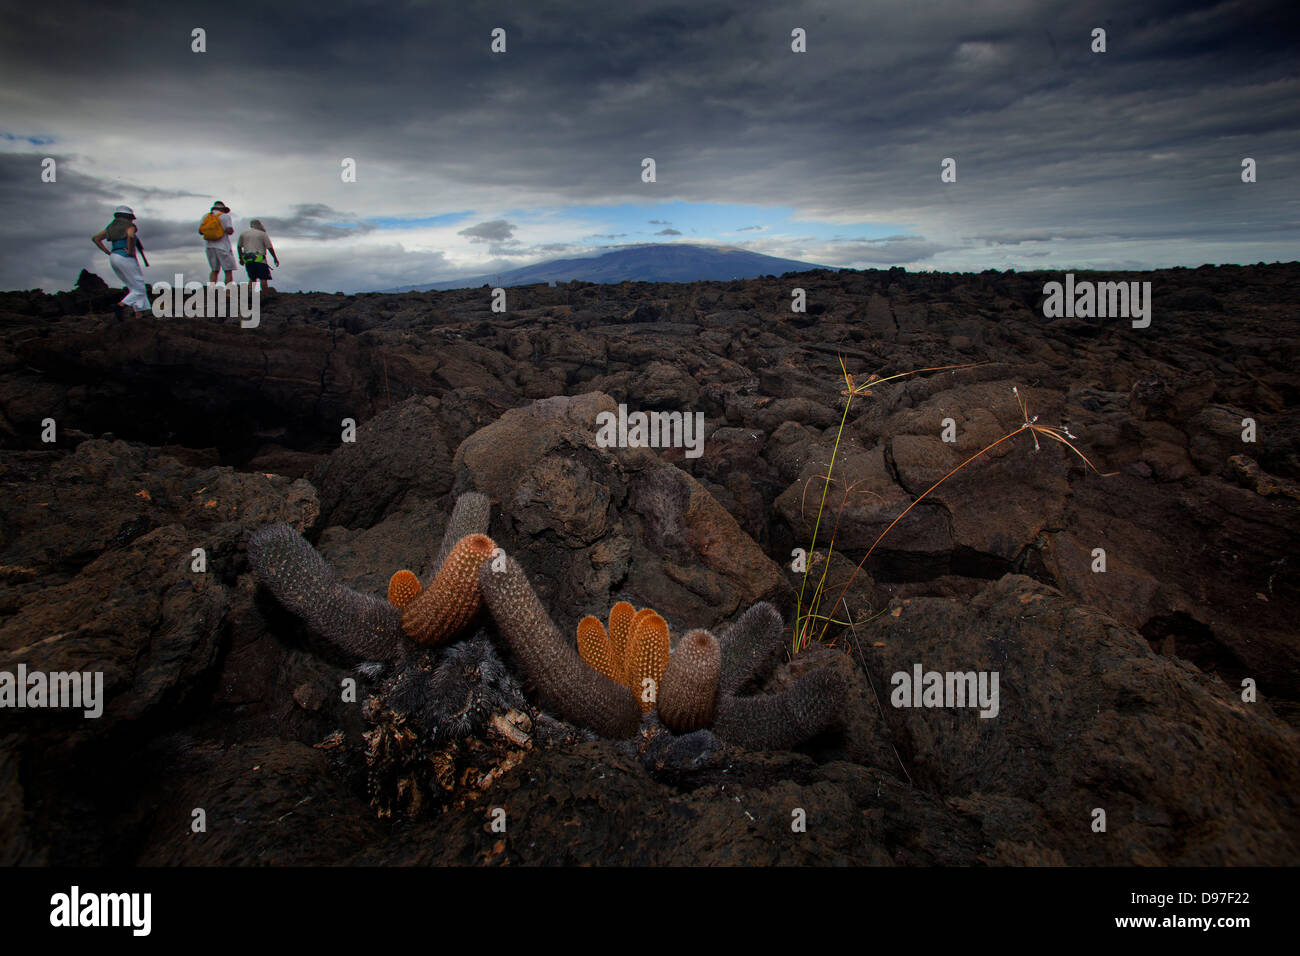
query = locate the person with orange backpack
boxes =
[92,205,152,317]
[199,201,236,283]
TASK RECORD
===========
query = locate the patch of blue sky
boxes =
[501,201,910,246]
[367,211,474,229]
[0,132,55,146]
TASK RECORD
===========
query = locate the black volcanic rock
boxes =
[866,575,1300,865]
[73,269,108,293]
[449,391,787,627]
[310,396,454,529]
[0,262,1297,865]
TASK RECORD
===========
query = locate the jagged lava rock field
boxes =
[0,263,1297,865]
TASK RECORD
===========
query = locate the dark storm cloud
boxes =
[2,0,1297,289]
[0,153,218,290]
[260,204,375,241]
[821,236,952,265]
[459,220,518,243]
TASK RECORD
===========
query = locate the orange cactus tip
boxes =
[577,616,624,685]
[387,570,422,608]
[458,534,496,557]
[607,601,636,660]
[626,609,670,712]
[400,533,497,646]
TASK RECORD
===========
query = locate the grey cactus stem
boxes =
[717,601,784,695]
[478,553,640,739]
[433,492,491,569]
[246,523,406,663]
[658,629,721,733]
[713,669,847,751]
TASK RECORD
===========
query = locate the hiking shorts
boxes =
[206,246,237,271]
[245,260,272,280]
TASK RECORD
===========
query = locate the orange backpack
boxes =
[199,212,226,241]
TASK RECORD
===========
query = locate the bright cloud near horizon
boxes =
[2,0,1297,293]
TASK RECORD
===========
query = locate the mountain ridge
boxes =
[381,242,835,291]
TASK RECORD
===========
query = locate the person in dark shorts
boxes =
[237,219,280,293]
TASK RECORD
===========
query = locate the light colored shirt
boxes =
[238,228,271,255]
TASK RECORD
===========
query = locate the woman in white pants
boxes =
[92,205,152,316]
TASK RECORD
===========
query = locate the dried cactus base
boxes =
[363,708,537,820]
[357,636,590,819]
[357,673,844,819]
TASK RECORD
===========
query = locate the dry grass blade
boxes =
[814,385,1117,647]
[791,357,983,654]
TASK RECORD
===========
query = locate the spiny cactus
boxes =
[607,601,636,667]
[626,609,670,713]
[657,629,720,733]
[577,603,673,712]
[246,523,407,664]
[247,491,494,661]
[400,533,496,645]
[655,601,845,750]
[433,492,492,569]
[709,600,846,750]
[713,669,847,752]
[478,553,640,740]
[566,596,846,749]
[577,615,625,685]
[717,601,785,695]
[387,569,421,608]
[249,489,847,753]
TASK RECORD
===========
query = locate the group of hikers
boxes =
[91,201,281,316]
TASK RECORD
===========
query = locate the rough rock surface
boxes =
[0,263,1296,864]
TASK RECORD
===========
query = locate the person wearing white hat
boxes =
[91,205,152,316]
[201,200,236,283]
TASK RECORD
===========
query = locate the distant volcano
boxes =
[385,243,835,291]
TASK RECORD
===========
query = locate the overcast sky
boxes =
[3,0,1297,293]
